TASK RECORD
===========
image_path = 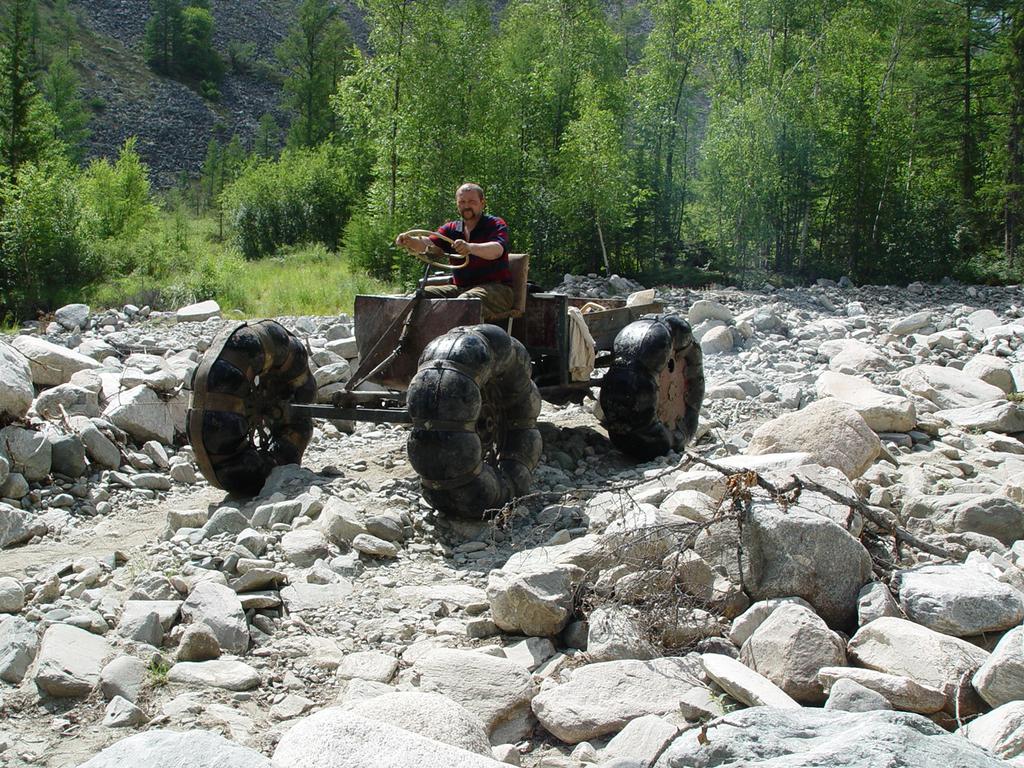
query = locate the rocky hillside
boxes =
[69,0,362,187]
[0,279,1023,766]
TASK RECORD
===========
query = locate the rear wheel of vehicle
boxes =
[188,320,316,496]
[407,324,542,519]
[599,314,704,460]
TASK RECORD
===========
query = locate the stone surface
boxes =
[897,564,1024,637]
[531,657,704,744]
[958,701,1024,764]
[181,581,249,655]
[658,707,1008,768]
[337,650,398,683]
[824,678,893,712]
[700,653,801,710]
[0,502,43,548]
[487,565,583,638]
[603,714,678,767]
[34,623,112,697]
[0,342,34,421]
[410,649,537,743]
[10,334,102,386]
[972,626,1024,709]
[815,371,916,433]
[817,666,946,714]
[176,623,222,662]
[176,300,221,322]
[746,398,881,479]
[847,617,990,711]
[281,528,332,566]
[103,695,149,727]
[347,691,492,755]
[739,602,846,703]
[897,364,1006,410]
[76,729,271,768]
[103,385,175,444]
[740,503,873,628]
[167,659,261,691]
[0,576,25,613]
[934,400,1024,434]
[272,709,505,768]
[0,615,38,683]
[99,656,148,703]
[0,425,51,482]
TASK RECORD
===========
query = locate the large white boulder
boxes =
[103,385,175,444]
[0,425,51,481]
[746,398,881,479]
[176,300,221,322]
[933,400,1024,434]
[964,353,1016,394]
[487,565,582,638]
[34,623,112,697]
[409,649,536,743]
[272,709,504,768]
[897,364,1005,410]
[897,565,1024,637]
[819,339,893,373]
[346,691,491,755]
[958,701,1024,764]
[815,371,916,433]
[847,617,989,712]
[10,334,101,386]
[739,602,847,703]
[818,666,946,714]
[700,652,801,709]
[0,342,34,420]
[181,581,249,654]
[78,729,271,768]
[972,626,1024,708]
[531,657,705,743]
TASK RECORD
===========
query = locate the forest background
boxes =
[0,0,1021,320]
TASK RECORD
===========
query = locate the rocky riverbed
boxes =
[0,277,1023,767]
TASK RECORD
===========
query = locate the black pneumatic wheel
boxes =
[188,320,316,496]
[407,325,542,519]
[599,314,705,460]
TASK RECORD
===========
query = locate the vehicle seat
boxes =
[491,253,530,332]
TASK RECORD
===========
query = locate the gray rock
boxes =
[739,602,846,703]
[69,415,121,470]
[352,533,399,558]
[656,707,1007,768]
[815,372,916,433]
[118,600,181,634]
[272,693,315,721]
[103,695,149,727]
[337,650,398,683]
[700,325,735,355]
[890,311,932,335]
[34,384,100,419]
[272,709,504,768]
[130,572,178,601]
[55,303,90,330]
[76,729,271,768]
[10,335,101,386]
[897,564,1024,637]
[0,425,51,481]
[176,300,221,322]
[746,398,881,479]
[897,364,1005,410]
[603,714,678,767]
[958,701,1024,764]
[0,577,25,613]
[857,582,901,626]
[0,615,38,683]
[847,617,989,713]
[972,626,1024,708]
[99,656,148,702]
[181,581,249,655]
[103,385,175,444]
[176,623,222,662]
[200,508,250,539]
[281,528,332,566]
[281,582,354,613]
[167,659,261,691]
[824,678,893,712]
[817,666,946,714]
[586,605,659,662]
[487,565,583,638]
[0,502,40,548]
[410,649,537,743]
[0,341,34,420]
[50,433,88,477]
[740,503,873,628]
[531,657,705,744]
[34,623,112,697]
[347,691,492,755]
[934,401,1024,434]
[688,300,734,325]
[700,652,800,710]
[120,610,163,646]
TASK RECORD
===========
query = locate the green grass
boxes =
[82,209,397,317]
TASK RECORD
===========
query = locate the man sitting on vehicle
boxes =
[394,183,514,321]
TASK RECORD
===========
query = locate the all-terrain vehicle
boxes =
[187,236,705,518]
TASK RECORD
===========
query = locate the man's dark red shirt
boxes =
[430,214,511,288]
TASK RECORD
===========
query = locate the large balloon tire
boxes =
[407,324,542,519]
[188,320,316,496]
[599,314,704,460]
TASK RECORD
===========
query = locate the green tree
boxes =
[144,0,183,75]
[78,137,156,242]
[40,56,90,162]
[277,0,353,148]
[178,5,223,83]
[254,112,281,158]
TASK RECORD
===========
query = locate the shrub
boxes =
[0,159,91,316]
[222,145,354,260]
[78,138,157,242]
